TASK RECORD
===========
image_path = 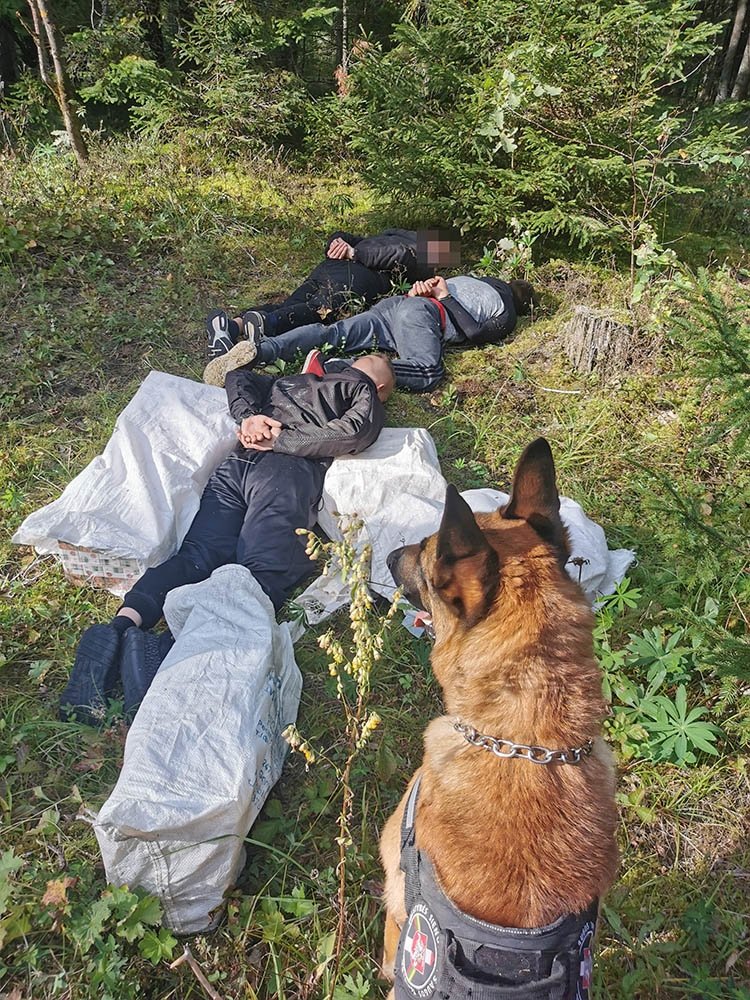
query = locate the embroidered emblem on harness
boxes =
[575,919,596,1000]
[401,902,440,998]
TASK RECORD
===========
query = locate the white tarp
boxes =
[93,565,302,934]
[12,371,236,593]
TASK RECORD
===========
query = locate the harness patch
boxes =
[401,901,441,998]
[575,920,596,1000]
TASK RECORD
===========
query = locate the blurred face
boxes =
[417,229,462,268]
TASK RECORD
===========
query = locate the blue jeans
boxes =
[256,296,445,392]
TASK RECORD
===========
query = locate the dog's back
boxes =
[382,438,618,980]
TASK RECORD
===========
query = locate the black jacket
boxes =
[313,229,431,295]
[441,277,518,345]
[225,364,385,463]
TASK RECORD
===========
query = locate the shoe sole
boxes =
[203,339,258,387]
[302,350,325,377]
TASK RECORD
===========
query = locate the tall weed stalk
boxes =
[285,519,400,994]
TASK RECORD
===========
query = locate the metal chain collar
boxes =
[453,720,594,765]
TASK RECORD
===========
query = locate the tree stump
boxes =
[562,306,633,378]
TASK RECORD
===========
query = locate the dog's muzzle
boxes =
[386,545,407,583]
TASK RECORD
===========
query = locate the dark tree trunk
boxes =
[29,0,88,164]
[0,17,19,90]
[141,0,167,65]
[730,23,750,97]
[716,0,748,101]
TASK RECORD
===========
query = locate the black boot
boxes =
[59,624,122,726]
[120,628,175,720]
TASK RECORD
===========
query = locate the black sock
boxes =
[228,318,242,340]
[111,615,137,635]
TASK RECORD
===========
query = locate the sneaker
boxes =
[241,309,266,340]
[202,337,259,387]
[301,349,326,377]
[206,309,236,361]
[59,623,122,725]
[120,628,175,720]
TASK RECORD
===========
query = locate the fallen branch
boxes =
[169,945,227,1000]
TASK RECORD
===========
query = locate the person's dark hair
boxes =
[509,279,537,316]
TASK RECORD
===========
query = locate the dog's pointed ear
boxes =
[504,438,569,563]
[434,485,499,625]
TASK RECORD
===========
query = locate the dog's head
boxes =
[387,438,570,636]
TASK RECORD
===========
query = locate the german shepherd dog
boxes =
[381,439,618,999]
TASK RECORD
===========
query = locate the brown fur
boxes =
[380,438,618,980]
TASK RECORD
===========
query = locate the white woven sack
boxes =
[93,565,302,934]
[12,372,236,594]
[297,430,635,620]
[295,428,448,622]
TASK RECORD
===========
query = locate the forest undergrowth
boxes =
[1,140,749,1000]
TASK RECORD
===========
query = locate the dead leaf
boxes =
[41,876,77,909]
[73,746,105,773]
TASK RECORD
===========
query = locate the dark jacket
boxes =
[224,364,385,463]
[311,229,430,299]
[441,277,518,345]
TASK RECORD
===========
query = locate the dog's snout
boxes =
[387,546,405,581]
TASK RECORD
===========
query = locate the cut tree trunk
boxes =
[562,306,634,378]
[716,0,747,102]
[29,0,88,164]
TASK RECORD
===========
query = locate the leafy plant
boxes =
[345,0,746,260]
[638,684,721,764]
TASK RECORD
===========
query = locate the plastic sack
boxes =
[296,429,448,623]
[297,431,635,621]
[12,372,236,595]
[93,565,302,934]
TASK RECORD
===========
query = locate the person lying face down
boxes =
[205,228,439,361]
[59,354,395,726]
[204,272,537,394]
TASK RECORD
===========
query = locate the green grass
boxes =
[1,136,749,999]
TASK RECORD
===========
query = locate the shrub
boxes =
[344,0,746,259]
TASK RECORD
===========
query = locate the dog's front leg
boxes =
[382,912,402,983]
[379,775,419,981]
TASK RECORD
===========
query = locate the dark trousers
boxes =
[124,451,325,627]
[248,261,386,336]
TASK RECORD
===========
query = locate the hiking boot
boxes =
[202,337,259,387]
[120,628,175,720]
[206,308,237,361]
[301,349,326,377]
[59,623,122,726]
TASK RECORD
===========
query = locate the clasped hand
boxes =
[407,275,449,299]
[327,237,355,260]
[238,414,282,451]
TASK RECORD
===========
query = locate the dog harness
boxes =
[394,778,599,1000]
